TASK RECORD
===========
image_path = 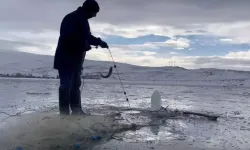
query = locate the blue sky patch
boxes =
[105,34,170,45]
[106,34,249,57]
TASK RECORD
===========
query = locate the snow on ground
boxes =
[0,78,250,150]
[1,51,250,149]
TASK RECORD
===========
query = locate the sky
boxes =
[1,0,250,70]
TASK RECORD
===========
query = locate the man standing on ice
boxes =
[53,0,109,115]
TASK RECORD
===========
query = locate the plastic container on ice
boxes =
[151,90,162,111]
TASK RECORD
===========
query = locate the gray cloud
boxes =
[1,0,250,70]
[0,39,51,52]
[0,0,80,31]
[0,39,35,51]
[1,0,250,31]
[97,0,250,26]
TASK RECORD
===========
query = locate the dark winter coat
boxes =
[53,7,101,71]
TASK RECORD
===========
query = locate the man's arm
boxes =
[85,20,108,48]
[88,34,102,46]
[88,33,109,49]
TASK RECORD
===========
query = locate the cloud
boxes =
[2,34,250,71]
[1,0,250,38]
[97,0,250,26]
[1,0,250,71]
[0,39,52,54]
[2,0,250,29]
[204,22,250,43]
[17,44,56,56]
[138,37,190,50]
[225,50,250,59]
[0,0,79,31]
[142,51,156,56]
[1,28,249,71]
[170,52,179,55]
[163,38,190,49]
[91,22,250,45]
[0,39,34,51]
[91,23,191,38]
[85,45,250,71]
[220,39,233,43]
[7,30,59,43]
[94,0,250,43]
[108,38,190,51]
[107,44,160,54]
[0,30,58,55]
[219,38,238,44]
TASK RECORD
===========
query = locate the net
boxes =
[0,107,119,150]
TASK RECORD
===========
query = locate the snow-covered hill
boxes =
[1,50,250,87]
[0,50,136,78]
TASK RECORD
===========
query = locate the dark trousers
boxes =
[58,68,82,114]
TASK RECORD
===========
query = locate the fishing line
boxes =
[79,47,131,110]
[107,48,131,108]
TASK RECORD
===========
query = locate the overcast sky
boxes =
[1,0,250,70]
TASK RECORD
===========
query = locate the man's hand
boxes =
[99,40,109,49]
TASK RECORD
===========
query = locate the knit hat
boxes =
[82,0,100,13]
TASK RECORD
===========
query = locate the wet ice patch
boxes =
[114,118,188,143]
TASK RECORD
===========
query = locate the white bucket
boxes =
[151,90,162,111]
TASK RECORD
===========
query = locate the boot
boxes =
[59,87,70,115]
[70,90,85,115]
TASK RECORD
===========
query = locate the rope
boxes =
[107,48,131,108]
[80,69,84,95]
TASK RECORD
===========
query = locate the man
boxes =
[53,0,109,115]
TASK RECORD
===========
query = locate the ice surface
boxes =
[0,78,250,149]
[1,51,250,149]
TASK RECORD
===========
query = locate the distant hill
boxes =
[0,50,250,87]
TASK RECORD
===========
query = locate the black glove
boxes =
[99,40,109,49]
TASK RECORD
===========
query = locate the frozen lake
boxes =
[1,77,250,149]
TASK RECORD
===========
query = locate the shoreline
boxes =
[1,77,250,88]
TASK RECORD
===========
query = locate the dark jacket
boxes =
[53,7,101,71]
